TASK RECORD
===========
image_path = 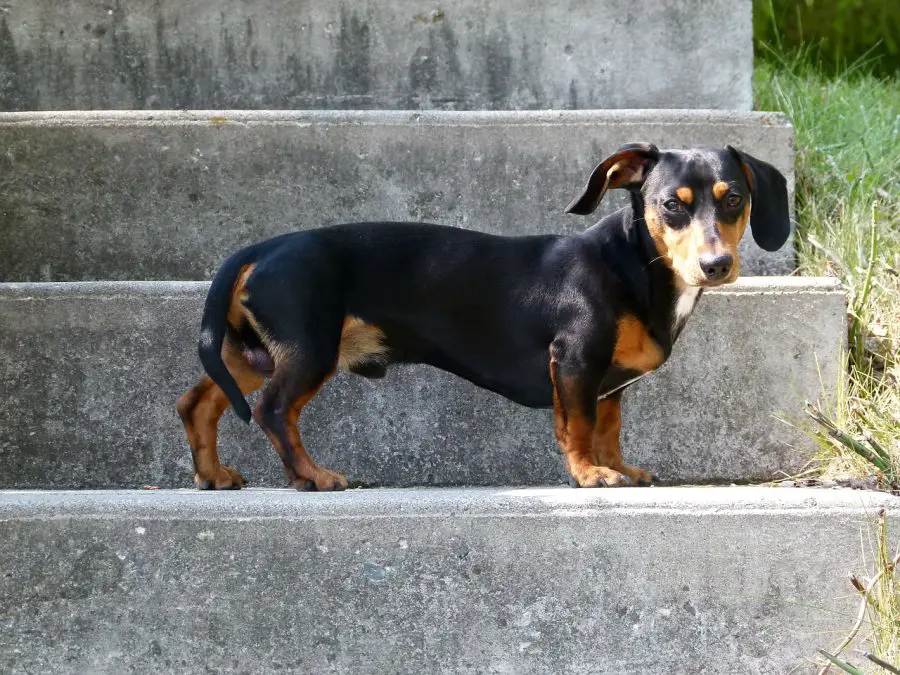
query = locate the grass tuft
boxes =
[815,509,899,674]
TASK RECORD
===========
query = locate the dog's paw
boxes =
[195,465,246,490]
[617,464,658,486]
[294,467,348,492]
[570,466,632,488]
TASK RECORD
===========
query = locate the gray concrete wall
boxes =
[0,278,844,489]
[0,0,752,112]
[0,487,895,674]
[0,110,795,281]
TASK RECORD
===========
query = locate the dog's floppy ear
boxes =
[726,145,791,251]
[565,143,660,216]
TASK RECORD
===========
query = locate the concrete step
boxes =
[0,110,794,281]
[0,1,751,112]
[0,487,895,673]
[0,278,843,490]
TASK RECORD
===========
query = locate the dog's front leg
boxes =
[591,392,656,486]
[550,354,632,488]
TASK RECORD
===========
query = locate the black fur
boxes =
[726,145,792,251]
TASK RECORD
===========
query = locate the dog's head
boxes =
[566,144,790,287]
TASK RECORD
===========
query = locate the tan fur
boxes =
[715,202,751,283]
[607,158,648,190]
[550,359,633,488]
[647,198,751,286]
[244,311,296,366]
[226,271,388,373]
[227,263,256,328]
[254,369,347,491]
[675,187,694,204]
[176,340,264,489]
[613,315,664,373]
[645,206,707,286]
[713,181,730,200]
[591,395,654,485]
[224,263,296,366]
[606,160,629,188]
[337,317,389,371]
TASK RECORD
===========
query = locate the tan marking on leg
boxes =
[550,359,628,488]
[591,395,654,485]
[675,187,694,205]
[177,341,264,489]
[337,316,389,371]
[255,420,293,484]
[227,263,256,328]
[591,395,623,467]
[283,372,348,491]
[225,262,295,366]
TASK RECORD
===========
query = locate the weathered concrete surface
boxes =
[0,110,795,281]
[0,278,843,489]
[0,487,895,674]
[0,0,752,111]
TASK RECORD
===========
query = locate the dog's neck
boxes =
[581,194,703,353]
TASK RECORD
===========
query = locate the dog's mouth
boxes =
[696,276,737,288]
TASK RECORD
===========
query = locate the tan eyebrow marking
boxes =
[675,187,693,204]
[713,181,730,199]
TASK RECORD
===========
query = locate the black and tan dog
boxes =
[177,143,790,491]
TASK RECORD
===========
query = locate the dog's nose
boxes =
[699,253,733,281]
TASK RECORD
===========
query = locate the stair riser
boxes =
[0,279,843,489]
[0,488,892,674]
[0,0,750,112]
[0,110,794,281]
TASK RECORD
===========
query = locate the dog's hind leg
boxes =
[177,340,264,489]
[254,355,348,492]
[249,309,349,492]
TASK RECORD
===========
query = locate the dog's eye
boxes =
[725,194,743,209]
[663,199,682,212]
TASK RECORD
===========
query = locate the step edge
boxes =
[0,109,793,129]
[1,486,895,521]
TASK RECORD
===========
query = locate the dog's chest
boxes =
[596,287,702,400]
[671,287,702,339]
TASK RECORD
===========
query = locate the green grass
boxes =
[753,0,900,77]
[753,47,900,491]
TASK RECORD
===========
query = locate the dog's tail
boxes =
[198,249,257,424]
